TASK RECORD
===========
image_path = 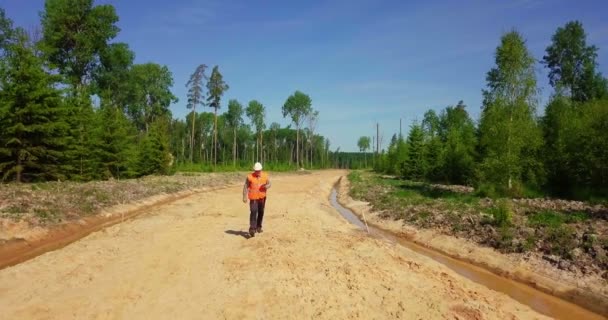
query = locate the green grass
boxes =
[528,210,565,228]
[348,171,482,214]
[564,211,590,223]
[528,210,590,228]
[348,171,362,183]
[348,170,608,267]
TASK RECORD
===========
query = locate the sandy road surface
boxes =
[0,170,547,319]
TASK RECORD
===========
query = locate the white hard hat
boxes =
[253,162,263,171]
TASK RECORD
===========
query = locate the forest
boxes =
[0,1,332,183]
[365,23,608,200]
[1,1,607,202]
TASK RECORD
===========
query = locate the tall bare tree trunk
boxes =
[260,132,264,163]
[181,137,185,164]
[214,107,218,167]
[290,142,294,166]
[233,127,236,167]
[296,127,300,168]
[16,155,22,183]
[507,106,513,190]
[310,140,313,168]
[190,109,196,163]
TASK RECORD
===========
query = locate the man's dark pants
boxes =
[249,197,266,230]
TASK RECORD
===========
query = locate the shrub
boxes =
[488,200,512,227]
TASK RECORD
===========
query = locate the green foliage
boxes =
[246,100,266,132]
[137,119,172,176]
[185,64,209,163]
[440,101,477,185]
[63,93,97,181]
[423,136,443,181]
[0,30,69,182]
[475,183,500,199]
[543,21,608,101]
[0,2,336,185]
[93,105,137,179]
[495,226,514,250]
[40,0,119,88]
[402,123,426,180]
[246,100,266,162]
[528,210,590,228]
[282,91,312,167]
[206,65,229,166]
[478,30,543,194]
[282,91,312,130]
[94,42,135,107]
[129,63,178,133]
[357,136,371,168]
[543,97,608,198]
[528,210,564,228]
[226,99,244,166]
[206,66,229,113]
[546,225,577,257]
[488,200,513,227]
[380,101,477,187]
[357,136,371,152]
[348,171,362,183]
[226,99,244,129]
[0,8,15,53]
[187,64,208,111]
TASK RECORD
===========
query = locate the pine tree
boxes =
[64,92,97,180]
[93,104,137,179]
[402,124,426,180]
[137,118,172,176]
[0,30,68,182]
[439,101,477,185]
[422,110,444,181]
[206,66,229,166]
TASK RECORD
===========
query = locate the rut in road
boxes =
[0,170,547,319]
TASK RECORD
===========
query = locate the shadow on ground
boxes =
[225,230,251,239]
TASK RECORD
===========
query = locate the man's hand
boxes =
[242,197,247,203]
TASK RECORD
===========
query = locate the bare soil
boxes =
[0,170,548,319]
[340,173,608,317]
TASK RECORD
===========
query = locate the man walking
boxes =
[243,162,271,237]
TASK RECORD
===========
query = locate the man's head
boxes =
[253,162,263,174]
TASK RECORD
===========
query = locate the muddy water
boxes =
[329,188,606,320]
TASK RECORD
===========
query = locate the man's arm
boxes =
[264,177,271,189]
[242,178,248,202]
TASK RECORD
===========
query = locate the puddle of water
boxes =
[329,188,606,320]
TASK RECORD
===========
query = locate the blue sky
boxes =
[2,0,608,151]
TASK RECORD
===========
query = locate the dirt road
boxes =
[0,170,548,319]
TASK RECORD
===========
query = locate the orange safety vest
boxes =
[247,171,269,200]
